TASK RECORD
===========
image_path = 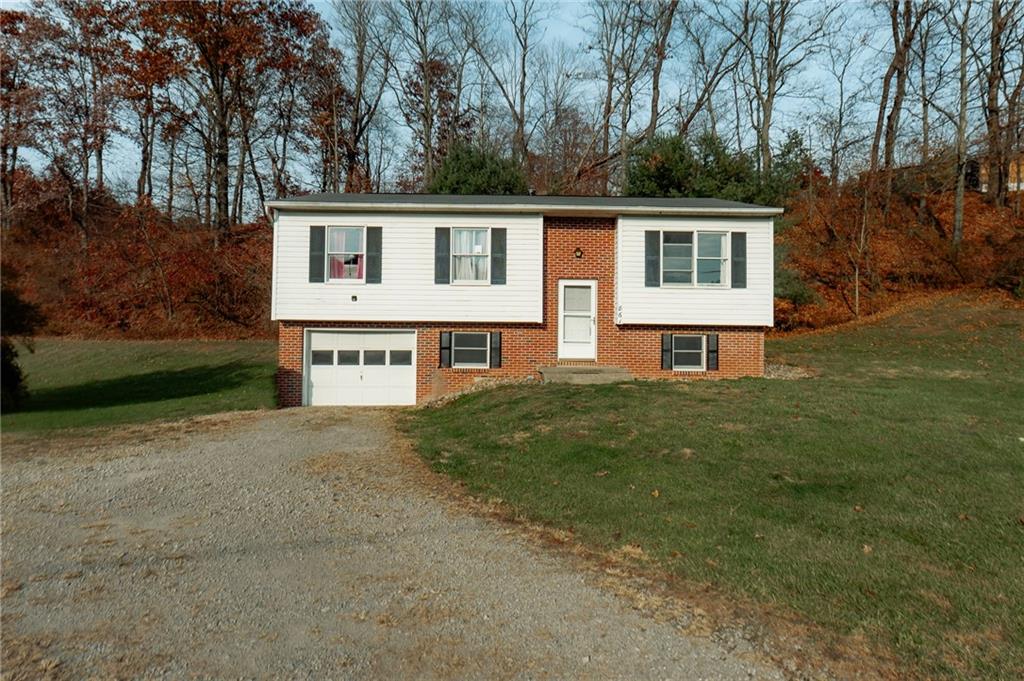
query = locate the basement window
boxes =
[672,335,705,371]
[452,332,489,368]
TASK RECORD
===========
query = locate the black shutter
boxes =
[309,226,326,283]
[491,228,506,285]
[645,231,661,287]
[731,232,747,289]
[706,333,719,371]
[439,332,452,368]
[489,331,502,368]
[434,228,450,284]
[365,227,382,283]
[661,333,672,370]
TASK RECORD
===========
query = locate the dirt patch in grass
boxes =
[0,409,269,462]
[764,363,817,379]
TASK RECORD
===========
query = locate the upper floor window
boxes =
[328,226,365,282]
[452,228,489,283]
[662,232,693,284]
[661,230,727,286]
[696,232,727,285]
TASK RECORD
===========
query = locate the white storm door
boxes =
[558,280,597,360]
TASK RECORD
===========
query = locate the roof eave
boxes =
[263,200,784,218]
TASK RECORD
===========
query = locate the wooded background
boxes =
[1,0,1022,340]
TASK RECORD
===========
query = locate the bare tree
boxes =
[331,0,394,192]
[459,0,550,167]
[977,0,1023,206]
[818,26,870,188]
[926,0,976,251]
[869,0,930,180]
[720,0,836,175]
[387,0,453,187]
[672,2,743,138]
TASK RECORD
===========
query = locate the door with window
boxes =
[307,331,416,406]
[558,280,597,359]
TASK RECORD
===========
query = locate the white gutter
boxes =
[264,199,784,219]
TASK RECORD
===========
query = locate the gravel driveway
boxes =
[2,409,784,680]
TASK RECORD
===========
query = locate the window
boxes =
[390,350,412,366]
[696,232,727,285]
[452,228,489,282]
[337,350,360,365]
[363,350,386,366]
[661,231,728,286]
[452,332,489,368]
[311,350,334,366]
[672,335,705,371]
[662,232,693,284]
[327,226,365,281]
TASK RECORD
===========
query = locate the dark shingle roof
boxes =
[264,193,783,217]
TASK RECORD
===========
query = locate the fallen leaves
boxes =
[650,489,660,498]
[862,544,873,555]
[615,543,648,562]
[593,470,609,478]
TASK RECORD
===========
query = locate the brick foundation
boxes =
[277,216,766,407]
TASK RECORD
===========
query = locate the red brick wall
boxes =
[276,216,766,407]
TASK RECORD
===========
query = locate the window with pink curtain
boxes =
[327,227,365,280]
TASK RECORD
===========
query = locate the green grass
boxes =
[405,294,1024,679]
[2,338,277,432]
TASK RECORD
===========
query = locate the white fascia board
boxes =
[264,200,784,219]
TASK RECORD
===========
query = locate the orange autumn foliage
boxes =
[776,182,1023,329]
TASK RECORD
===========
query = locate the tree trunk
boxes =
[984,0,1008,206]
[167,136,175,217]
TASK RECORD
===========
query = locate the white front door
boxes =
[307,331,416,406]
[558,280,597,360]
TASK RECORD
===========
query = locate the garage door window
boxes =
[311,350,334,365]
[452,332,489,368]
[390,350,412,366]
[337,350,360,365]
[364,350,386,365]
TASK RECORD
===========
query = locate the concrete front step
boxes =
[538,365,634,385]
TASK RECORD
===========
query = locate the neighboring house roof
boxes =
[265,193,784,218]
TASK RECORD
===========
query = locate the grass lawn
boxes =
[405,293,1024,679]
[2,338,277,432]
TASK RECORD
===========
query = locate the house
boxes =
[264,194,783,406]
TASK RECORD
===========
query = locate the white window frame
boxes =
[452,331,490,369]
[660,230,730,288]
[326,225,366,284]
[451,227,491,285]
[671,334,706,372]
[695,231,729,287]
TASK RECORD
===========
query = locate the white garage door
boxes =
[307,331,416,406]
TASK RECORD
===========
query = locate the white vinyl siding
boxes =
[273,211,543,323]
[616,215,774,326]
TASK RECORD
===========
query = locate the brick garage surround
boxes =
[276,216,766,407]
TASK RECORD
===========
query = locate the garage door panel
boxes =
[307,331,416,406]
